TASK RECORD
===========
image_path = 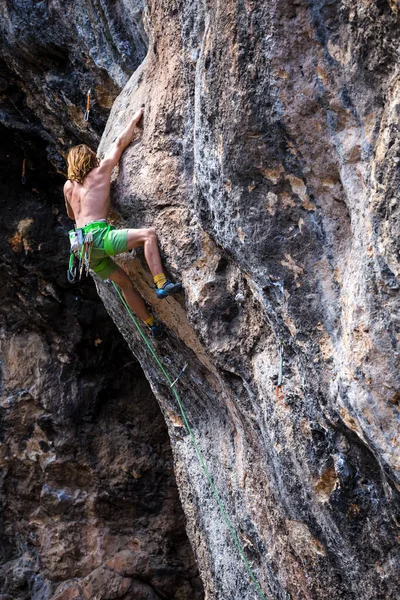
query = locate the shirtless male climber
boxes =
[63,106,182,340]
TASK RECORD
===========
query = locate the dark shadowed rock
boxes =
[0,0,147,170]
[0,125,203,598]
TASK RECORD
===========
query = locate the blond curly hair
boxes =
[67,144,99,184]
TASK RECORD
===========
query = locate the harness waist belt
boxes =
[81,220,109,232]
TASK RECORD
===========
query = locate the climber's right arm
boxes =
[99,107,144,172]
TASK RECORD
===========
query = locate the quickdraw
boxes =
[84,89,91,122]
[67,228,93,283]
[170,362,188,388]
[79,230,93,279]
[67,252,78,283]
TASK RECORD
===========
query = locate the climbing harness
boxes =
[67,252,78,283]
[21,158,26,185]
[111,281,269,600]
[67,226,93,283]
[276,342,284,399]
[80,230,93,279]
[84,89,91,122]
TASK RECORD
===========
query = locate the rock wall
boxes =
[96,1,400,599]
[1,1,400,599]
[0,0,146,169]
[0,46,202,600]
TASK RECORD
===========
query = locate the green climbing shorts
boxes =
[83,221,129,280]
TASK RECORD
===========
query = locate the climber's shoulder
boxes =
[96,155,117,175]
[63,179,73,197]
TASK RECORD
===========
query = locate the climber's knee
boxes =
[108,265,133,291]
[145,227,157,243]
[126,227,157,250]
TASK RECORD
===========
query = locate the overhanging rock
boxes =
[96,1,400,599]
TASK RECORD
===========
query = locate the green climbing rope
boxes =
[111,281,268,600]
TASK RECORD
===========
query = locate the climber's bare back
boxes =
[64,161,114,228]
[64,107,144,228]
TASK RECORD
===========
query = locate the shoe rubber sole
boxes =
[155,282,183,300]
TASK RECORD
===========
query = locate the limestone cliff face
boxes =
[97,1,400,599]
[0,3,202,597]
[0,128,203,599]
[1,1,400,600]
[0,0,146,169]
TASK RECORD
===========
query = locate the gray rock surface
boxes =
[0,120,203,597]
[1,0,400,599]
[0,0,147,169]
[96,1,400,598]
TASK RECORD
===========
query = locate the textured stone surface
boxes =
[0,129,203,598]
[0,0,147,169]
[95,1,400,598]
[1,1,400,599]
[0,6,203,599]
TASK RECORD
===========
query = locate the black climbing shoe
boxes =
[155,280,183,300]
[151,322,167,341]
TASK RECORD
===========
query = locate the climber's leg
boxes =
[108,265,167,340]
[126,228,163,276]
[102,227,162,275]
[126,227,183,299]
[108,265,150,321]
